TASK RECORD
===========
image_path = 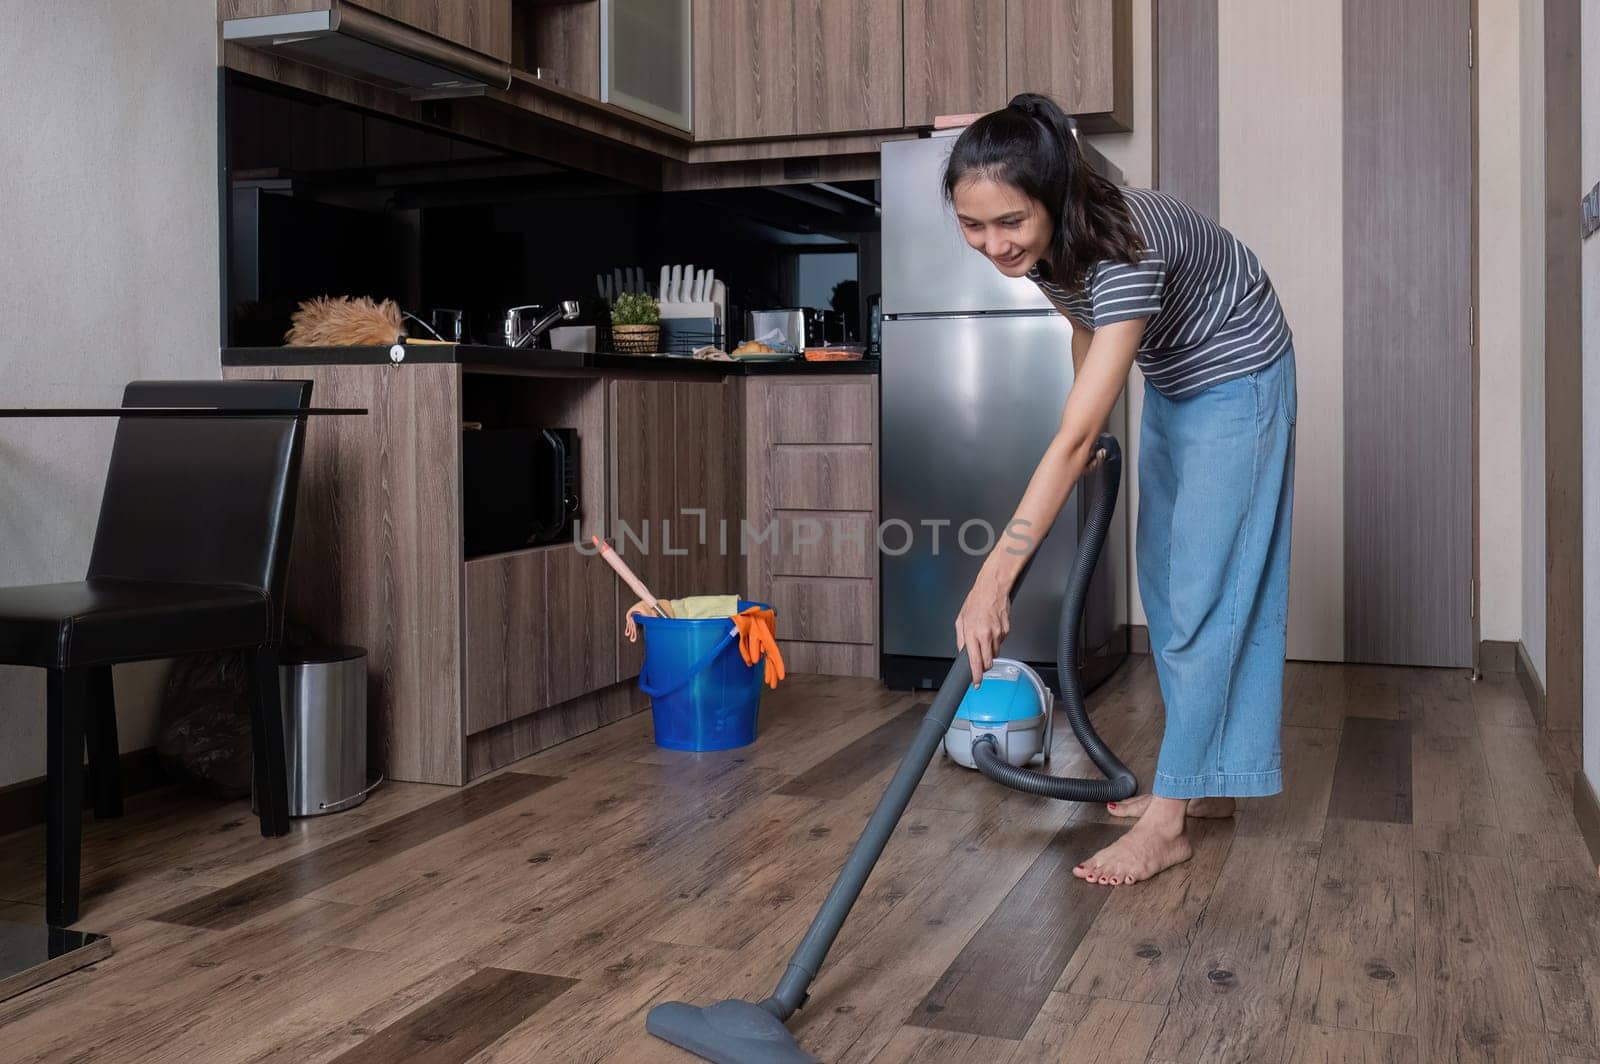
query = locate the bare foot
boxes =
[1074,798,1193,886]
[1107,794,1236,820]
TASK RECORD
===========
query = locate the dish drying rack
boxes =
[597,265,728,357]
[595,320,725,358]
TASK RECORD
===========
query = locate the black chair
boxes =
[0,380,312,925]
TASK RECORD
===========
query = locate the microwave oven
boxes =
[462,427,580,557]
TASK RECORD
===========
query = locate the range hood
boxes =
[222,4,511,100]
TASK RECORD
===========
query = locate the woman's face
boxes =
[951,176,1052,277]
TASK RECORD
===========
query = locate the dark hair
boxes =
[942,93,1144,292]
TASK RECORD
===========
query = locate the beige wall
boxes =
[0,0,221,787]
[1479,0,1528,645]
[1217,0,1345,661]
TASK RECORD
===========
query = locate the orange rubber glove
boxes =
[732,606,785,688]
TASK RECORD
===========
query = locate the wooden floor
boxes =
[2,656,1598,1063]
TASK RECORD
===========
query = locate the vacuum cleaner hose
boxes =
[970,434,1138,803]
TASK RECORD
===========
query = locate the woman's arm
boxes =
[954,317,1144,685]
[1071,319,1093,376]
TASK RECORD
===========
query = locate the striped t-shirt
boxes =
[1027,187,1292,399]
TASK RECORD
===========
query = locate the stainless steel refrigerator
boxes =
[878,132,1129,693]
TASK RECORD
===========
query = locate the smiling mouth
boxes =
[996,249,1026,267]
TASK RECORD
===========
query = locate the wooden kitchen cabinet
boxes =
[1006,0,1130,128]
[223,0,1133,178]
[545,538,621,706]
[902,0,1007,126]
[513,0,600,98]
[352,0,514,61]
[743,375,879,677]
[224,1,513,63]
[792,0,903,134]
[692,0,797,140]
[673,378,744,601]
[464,548,546,735]
[610,377,745,679]
[610,379,678,680]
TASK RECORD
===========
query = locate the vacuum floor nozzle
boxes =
[646,999,819,1064]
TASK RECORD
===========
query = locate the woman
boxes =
[948,94,1297,887]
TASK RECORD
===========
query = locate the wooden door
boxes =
[1343,0,1472,665]
[1005,0,1121,117]
[903,0,1006,126]
[691,0,796,139]
[610,379,677,679]
[351,0,513,61]
[792,0,903,134]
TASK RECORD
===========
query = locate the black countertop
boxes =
[222,344,879,376]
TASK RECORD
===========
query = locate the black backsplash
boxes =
[221,73,876,350]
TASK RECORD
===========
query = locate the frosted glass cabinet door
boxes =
[601,0,694,131]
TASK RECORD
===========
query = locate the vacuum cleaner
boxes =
[646,434,1136,1064]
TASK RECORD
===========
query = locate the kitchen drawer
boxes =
[769,576,875,643]
[769,510,874,578]
[780,639,876,678]
[464,548,547,735]
[769,445,874,510]
[769,381,876,444]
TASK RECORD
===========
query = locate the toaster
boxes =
[744,309,807,352]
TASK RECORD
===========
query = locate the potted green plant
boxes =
[610,291,661,354]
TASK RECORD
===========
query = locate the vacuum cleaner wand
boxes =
[646,434,1131,1064]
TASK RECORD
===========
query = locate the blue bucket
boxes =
[637,600,771,751]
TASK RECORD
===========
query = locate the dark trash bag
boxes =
[156,623,315,800]
[157,650,253,799]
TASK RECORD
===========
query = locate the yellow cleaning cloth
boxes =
[622,594,741,641]
[669,594,742,619]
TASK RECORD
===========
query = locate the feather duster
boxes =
[284,296,404,346]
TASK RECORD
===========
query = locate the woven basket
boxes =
[611,324,660,354]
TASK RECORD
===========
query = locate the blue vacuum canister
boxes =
[942,658,1054,769]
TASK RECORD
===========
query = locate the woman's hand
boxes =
[955,571,1011,687]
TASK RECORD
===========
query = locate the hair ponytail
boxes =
[942,93,1144,291]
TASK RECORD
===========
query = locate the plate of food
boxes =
[731,340,798,362]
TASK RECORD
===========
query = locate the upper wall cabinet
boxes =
[601,0,694,130]
[221,0,515,96]
[352,0,513,61]
[1006,0,1129,127]
[791,0,903,135]
[692,0,797,140]
[692,0,1126,142]
[515,1,601,98]
[903,0,1006,126]
[222,0,1133,167]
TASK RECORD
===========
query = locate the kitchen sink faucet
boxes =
[503,301,580,348]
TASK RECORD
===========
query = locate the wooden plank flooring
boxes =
[0,662,1595,1062]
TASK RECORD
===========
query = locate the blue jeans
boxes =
[1137,347,1297,799]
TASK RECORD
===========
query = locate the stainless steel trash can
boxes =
[258,645,380,817]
